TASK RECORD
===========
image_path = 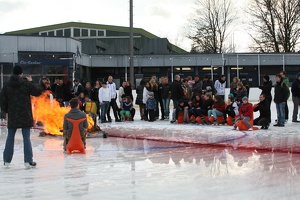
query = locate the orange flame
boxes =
[31,91,94,136]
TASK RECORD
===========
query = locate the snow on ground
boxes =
[0,101,300,200]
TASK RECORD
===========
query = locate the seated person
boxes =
[233,97,253,130]
[120,95,133,121]
[192,93,214,124]
[119,94,136,121]
[189,93,203,122]
[253,93,271,129]
[222,96,239,124]
[207,95,226,125]
[171,98,190,123]
[63,98,88,152]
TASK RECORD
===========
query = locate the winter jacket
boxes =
[259,80,272,98]
[238,102,253,120]
[253,98,271,122]
[201,99,214,112]
[212,102,226,113]
[291,79,300,98]
[225,102,239,116]
[192,80,203,95]
[274,81,289,103]
[0,75,42,128]
[63,108,88,138]
[135,84,144,105]
[146,97,157,110]
[170,80,184,100]
[161,83,171,99]
[214,79,226,96]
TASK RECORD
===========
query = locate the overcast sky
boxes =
[0,0,250,52]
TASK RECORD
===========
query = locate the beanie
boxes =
[263,75,270,81]
[242,96,248,102]
[13,65,23,75]
[148,92,154,97]
[297,72,300,78]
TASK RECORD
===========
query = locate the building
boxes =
[1,22,300,88]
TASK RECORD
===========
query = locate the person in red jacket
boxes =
[233,96,253,130]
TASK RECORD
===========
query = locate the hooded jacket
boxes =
[0,75,42,128]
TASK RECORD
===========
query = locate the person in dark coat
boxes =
[135,79,145,120]
[291,72,300,122]
[273,74,289,127]
[0,65,42,168]
[259,75,273,108]
[170,75,184,122]
[253,93,271,129]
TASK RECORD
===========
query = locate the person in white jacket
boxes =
[214,75,226,100]
[98,82,111,123]
[142,82,152,120]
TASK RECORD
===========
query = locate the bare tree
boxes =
[247,0,300,52]
[187,0,236,53]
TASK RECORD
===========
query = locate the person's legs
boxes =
[111,98,120,121]
[120,110,125,120]
[21,128,33,163]
[3,128,17,163]
[292,96,299,121]
[100,103,106,121]
[279,103,285,125]
[285,103,289,121]
[242,116,252,129]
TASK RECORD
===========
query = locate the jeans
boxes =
[3,128,33,163]
[162,98,170,118]
[276,102,285,125]
[100,101,110,121]
[207,109,223,120]
[292,96,299,121]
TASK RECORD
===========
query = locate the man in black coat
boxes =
[273,74,289,127]
[254,94,271,129]
[170,75,184,122]
[291,72,300,122]
[0,66,42,168]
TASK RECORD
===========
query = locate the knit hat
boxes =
[13,65,23,75]
[149,92,154,97]
[242,96,248,102]
[263,75,270,81]
[228,93,234,98]
[297,72,300,78]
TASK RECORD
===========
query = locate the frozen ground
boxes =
[1,101,300,200]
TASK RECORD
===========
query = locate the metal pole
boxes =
[171,57,173,82]
[125,56,128,81]
[72,54,76,81]
[282,55,285,71]
[237,54,239,80]
[129,0,134,87]
[258,55,261,86]
[1,64,3,89]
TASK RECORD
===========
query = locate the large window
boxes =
[81,29,88,36]
[48,31,54,36]
[56,29,63,37]
[74,28,80,37]
[64,29,71,37]
[90,30,96,36]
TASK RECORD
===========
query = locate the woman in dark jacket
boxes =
[259,75,272,107]
[136,79,145,120]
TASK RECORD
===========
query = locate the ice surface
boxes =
[0,102,300,200]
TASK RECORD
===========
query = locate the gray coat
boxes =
[63,108,88,138]
[0,75,42,128]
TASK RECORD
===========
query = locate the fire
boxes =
[31,91,94,136]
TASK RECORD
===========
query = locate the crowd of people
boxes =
[36,70,299,131]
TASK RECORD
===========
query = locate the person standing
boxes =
[135,79,145,120]
[170,75,184,123]
[258,75,273,108]
[98,82,111,123]
[161,76,171,120]
[274,74,289,127]
[214,75,226,100]
[191,75,202,100]
[280,71,290,122]
[0,65,42,168]
[291,72,300,122]
[106,75,121,122]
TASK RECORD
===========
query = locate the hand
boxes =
[26,76,32,82]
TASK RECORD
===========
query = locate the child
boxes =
[233,96,253,130]
[207,95,226,125]
[222,96,239,124]
[120,95,133,121]
[146,92,157,122]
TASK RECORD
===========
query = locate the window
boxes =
[81,29,88,36]
[98,30,104,36]
[74,28,80,37]
[48,31,54,36]
[90,30,96,36]
[64,29,71,37]
[56,30,63,37]
[40,32,47,36]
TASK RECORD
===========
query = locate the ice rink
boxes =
[1,101,300,200]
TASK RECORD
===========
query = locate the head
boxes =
[13,65,23,76]
[55,77,60,84]
[69,98,79,109]
[84,95,90,102]
[122,81,127,87]
[73,79,79,85]
[195,94,201,100]
[263,75,270,82]
[194,75,199,82]
[280,71,286,78]
[107,75,113,83]
[126,81,132,87]
[121,94,127,101]
[182,79,189,86]
[220,75,226,82]
[259,93,266,102]
[187,76,192,81]
[214,95,222,102]
[78,92,84,98]
[149,92,154,98]
[203,75,210,81]
[275,74,282,82]
[242,96,248,104]
[228,96,234,104]
[151,74,157,81]
[174,74,180,81]
[232,77,238,83]
[296,72,300,80]
[205,93,212,100]
[85,82,91,89]
[102,82,107,88]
